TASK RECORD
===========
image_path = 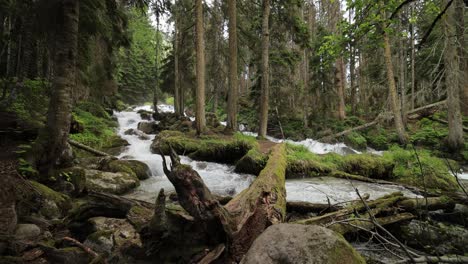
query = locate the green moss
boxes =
[410,118,448,148]
[382,146,458,192]
[152,130,255,164]
[87,230,113,242]
[105,160,150,180]
[70,105,122,151]
[285,144,334,178]
[29,180,71,211]
[235,148,268,175]
[344,132,367,150]
[76,101,111,119]
[338,154,394,180]
[329,234,366,264]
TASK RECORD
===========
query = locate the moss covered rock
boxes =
[338,154,394,180]
[235,148,267,175]
[242,224,365,264]
[83,169,139,195]
[29,181,72,215]
[100,159,151,180]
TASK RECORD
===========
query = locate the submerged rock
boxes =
[241,224,365,264]
[84,169,139,195]
[124,128,150,140]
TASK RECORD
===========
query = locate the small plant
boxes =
[17,158,38,178]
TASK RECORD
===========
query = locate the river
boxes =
[116,105,418,204]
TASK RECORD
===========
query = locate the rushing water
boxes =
[117,105,418,204]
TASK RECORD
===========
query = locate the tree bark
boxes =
[195,0,206,134]
[258,0,271,139]
[455,0,467,116]
[336,57,346,120]
[159,144,287,261]
[32,0,79,175]
[381,6,408,144]
[444,0,464,150]
[226,0,238,132]
[174,14,181,117]
[410,4,416,110]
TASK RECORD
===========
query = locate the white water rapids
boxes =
[117,105,417,204]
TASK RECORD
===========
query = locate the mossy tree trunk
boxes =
[258,0,271,139]
[32,0,79,175]
[159,144,287,261]
[195,0,206,134]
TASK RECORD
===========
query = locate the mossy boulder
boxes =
[29,181,72,215]
[100,159,151,180]
[137,121,158,134]
[60,167,87,195]
[83,169,139,195]
[242,224,365,264]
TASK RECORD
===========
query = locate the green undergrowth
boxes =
[284,143,458,191]
[69,102,124,151]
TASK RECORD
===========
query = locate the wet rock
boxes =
[84,169,139,195]
[400,220,468,255]
[137,121,158,134]
[61,167,87,196]
[14,224,41,240]
[196,162,207,170]
[28,181,72,214]
[100,159,151,180]
[138,111,152,121]
[241,224,365,264]
[123,128,150,140]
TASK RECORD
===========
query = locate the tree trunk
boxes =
[226,0,238,132]
[195,0,206,134]
[336,57,346,120]
[258,0,271,139]
[32,0,79,175]
[174,14,181,117]
[455,0,467,116]
[444,0,464,150]
[381,7,408,144]
[153,18,161,116]
[159,144,287,261]
[410,4,416,110]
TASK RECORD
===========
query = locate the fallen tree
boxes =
[321,100,447,141]
[151,144,287,262]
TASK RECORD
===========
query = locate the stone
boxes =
[84,169,139,195]
[14,224,41,240]
[241,224,365,264]
[44,247,91,264]
[39,200,61,219]
[137,121,158,134]
[123,128,151,140]
[400,220,468,255]
[100,159,151,180]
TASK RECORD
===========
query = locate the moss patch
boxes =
[29,180,72,211]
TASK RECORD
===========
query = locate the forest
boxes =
[0,0,467,263]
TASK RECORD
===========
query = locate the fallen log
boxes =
[397,197,455,212]
[286,201,341,214]
[327,212,415,235]
[156,144,288,261]
[428,116,468,132]
[68,139,116,158]
[320,100,447,141]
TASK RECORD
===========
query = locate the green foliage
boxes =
[8,79,50,129]
[410,118,448,148]
[165,97,174,105]
[69,104,120,150]
[344,132,367,150]
[18,158,39,178]
[382,146,458,192]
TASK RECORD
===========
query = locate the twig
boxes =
[62,237,105,263]
[445,157,468,198]
[411,145,429,217]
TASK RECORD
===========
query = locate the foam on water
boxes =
[115,105,418,204]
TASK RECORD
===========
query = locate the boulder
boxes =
[39,200,61,219]
[124,128,151,140]
[84,217,142,255]
[241,224,365,264]
[100,159,151,180]
[137,121,158,134]
[14,224,41,240]
[28,181,72,215]
[84,169,139,195]
[44,247,91,264]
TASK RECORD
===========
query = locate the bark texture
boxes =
[32,0,79,175]
[258,0,271,138]
[444,0,464,150]
[195,0,206,134]
[226,0,238,132]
